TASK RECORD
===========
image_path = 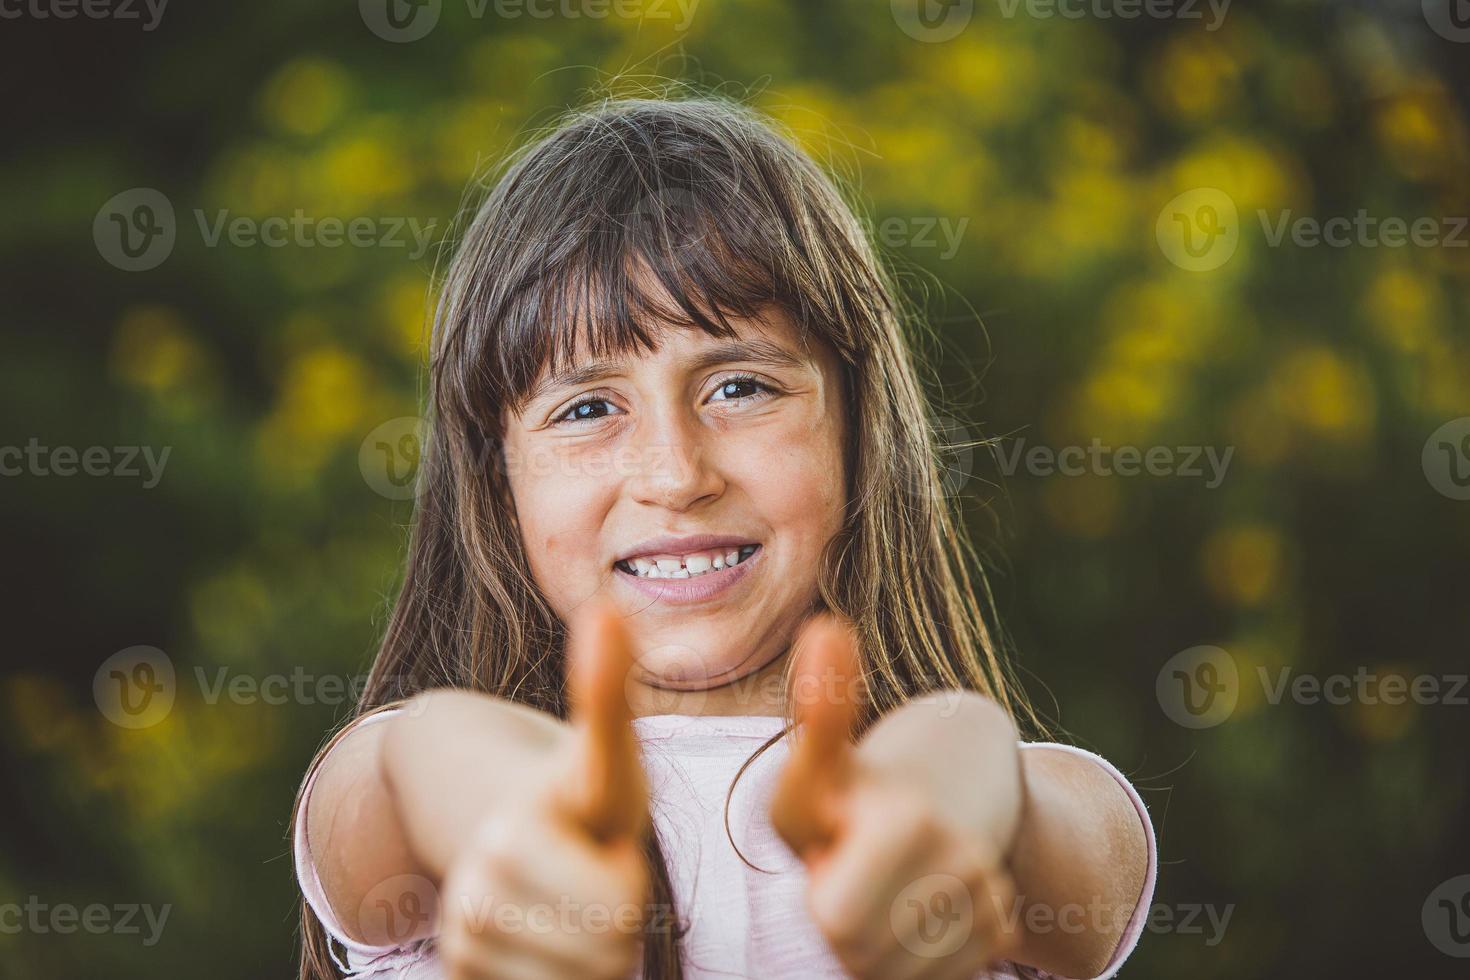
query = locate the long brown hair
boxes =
[293,90,1037,979]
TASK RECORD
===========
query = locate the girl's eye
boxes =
[552,376,772,424]
[709,375,772,403]
[554,397,621,425]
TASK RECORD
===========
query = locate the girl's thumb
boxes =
[769,613,863,859]
[554,597,649,844]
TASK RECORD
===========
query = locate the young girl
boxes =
[292,96,1155,980]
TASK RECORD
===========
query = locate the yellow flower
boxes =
[255,343,375,486]
[112,306,204,393]
[381,275,435,360]
[1201,524,1285,607]
[259,58,352,137]
[1365,267,1440,354]
[1149,34,1243,122]
[1373,86,1464,182]
[1270,347,1375,445]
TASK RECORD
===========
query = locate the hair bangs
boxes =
[499,213,810,418]
[475,101,825,422]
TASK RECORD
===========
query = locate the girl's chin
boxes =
[632,654,753,691]
[634,638,780,687]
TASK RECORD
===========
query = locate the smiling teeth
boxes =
[621,545,757,579]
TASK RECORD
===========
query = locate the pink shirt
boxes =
[295,712,1157,979]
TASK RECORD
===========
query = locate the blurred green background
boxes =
[3,1,1468,977]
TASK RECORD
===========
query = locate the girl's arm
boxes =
[771,618,1150,980]
[304,601,651,980]
[858,692,1150,978]
[305,689,570,944]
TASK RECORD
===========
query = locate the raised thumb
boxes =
[554,597,649,844]
[770,613,864,859]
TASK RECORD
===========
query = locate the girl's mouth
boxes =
[614,544,759,579]
[612,544,762,604]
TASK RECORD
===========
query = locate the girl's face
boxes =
[502,306,848,716]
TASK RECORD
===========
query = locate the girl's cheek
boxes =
[510,445,618,609]
[752,415,846,537]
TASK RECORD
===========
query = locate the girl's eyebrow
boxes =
[686,338,807,374]
[527,338,807,405]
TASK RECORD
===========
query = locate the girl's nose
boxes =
[625,412,725,512]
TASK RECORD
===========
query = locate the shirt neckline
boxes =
[631,713,792,740]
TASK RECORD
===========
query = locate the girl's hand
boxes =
[439,600,651,980]
[770,616,1019,980]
